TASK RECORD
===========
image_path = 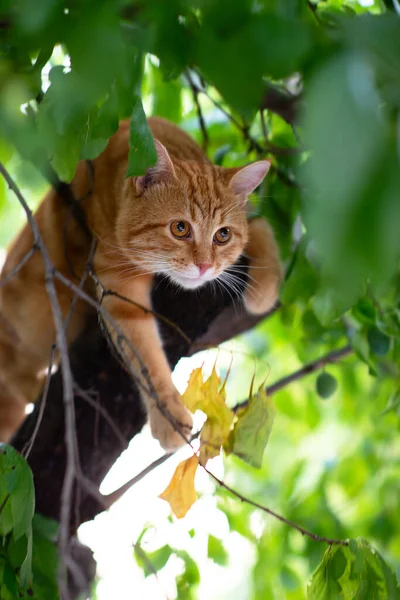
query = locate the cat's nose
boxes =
[197,263,212,276]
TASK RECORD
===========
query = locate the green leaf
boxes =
[307,545,348,599]
[352,298,377,326]
[32,513,58,542]
[0,560,19,600]
[207,534,228,566]
[367,328,390,357]
[31,515,59,599]
[197,10,310,115]
[316,372,338,400]
[381,388,400,416]
[65,1,124,103]
[302,51,400,300]
[0,492,13,537]
[308,538,400,599]
[342,14,400,110]
[213,144,232,166]
[0,446,35,540]
[7,533,28,569]
[281,239,319,305]
[311,288,351,327]
[19,528,33,589]
[135,544,173,577]
[127,95,157,177]
[176,549,201,596]
[150,64,182,123]
[228,384,276,468]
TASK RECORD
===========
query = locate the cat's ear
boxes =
[229,160,271,198]
[135,139,176,195]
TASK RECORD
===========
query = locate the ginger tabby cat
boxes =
[0,117,282,450]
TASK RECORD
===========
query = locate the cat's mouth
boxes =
[169,272,215,290]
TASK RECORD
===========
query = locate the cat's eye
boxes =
[214,227,231,245]
[170,220,191,239]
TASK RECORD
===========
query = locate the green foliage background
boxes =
[1,0,400,598]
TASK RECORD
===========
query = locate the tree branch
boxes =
[98,343,353,512]
[186,71,209,154]
[0,162,78,600]
[234,344,353,413]
[204,465,349,546]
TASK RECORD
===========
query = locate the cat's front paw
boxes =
[149,390,193,451]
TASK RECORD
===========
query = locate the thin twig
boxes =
[23,344,56,460]
[204,465,349,546]
[0,245,38,288]
[63,238,98,335]
[0,162,77,600]
[91,272,192,345]
[0,492,10,515]
[73,384,129,450]
[185,71,209,153]
[260,109,268,142]
[102,451,174,507]
[54,270,156,398]
[191,74,300,186]
[232,344,353,413]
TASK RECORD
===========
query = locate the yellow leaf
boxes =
[202,366,226,405]
[199,418,226,464]
[159,455,199,518]
[182,366,235,465]
[199,367,234,464]
[182,367,205,412]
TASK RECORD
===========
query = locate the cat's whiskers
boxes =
[101,258,167,274]
[230,261,273,271]
[225,266,260,287]
[227,271,260,294]
[221,270,262,301]
[215,276,240,316]
[100,243,170,265]
[117,263,172,277]
[115,268,173,285]
[96,260,143,273]
[109,261,172,284]
[153,273,172,294]
[219,272,245,297]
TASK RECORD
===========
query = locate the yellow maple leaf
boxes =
[158,455,199,518]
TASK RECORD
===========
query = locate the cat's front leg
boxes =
[98,272,192,451]
[244,217,282,314]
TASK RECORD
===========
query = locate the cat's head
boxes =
[117,140,270,290]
